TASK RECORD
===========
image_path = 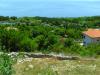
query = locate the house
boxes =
[83,29,100,45]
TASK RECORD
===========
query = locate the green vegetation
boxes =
[0,53,14,75]
[0,16,100,56]
[0,16,100,75]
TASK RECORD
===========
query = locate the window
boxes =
[83,42,86,44]
[83,35,85,38]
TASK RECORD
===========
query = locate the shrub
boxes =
[0,53,13,75]
[84,43,100,56]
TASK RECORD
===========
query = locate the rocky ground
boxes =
[6,52,99,75]
[13,57,100,75]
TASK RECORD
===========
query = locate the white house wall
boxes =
[83,35,100,45]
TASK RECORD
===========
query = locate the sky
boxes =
[0,0,100,17]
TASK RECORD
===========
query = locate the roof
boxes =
[83,29,100,38]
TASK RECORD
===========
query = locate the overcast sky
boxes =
[0,0,100,17]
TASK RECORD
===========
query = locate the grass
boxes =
[13,57,100,75]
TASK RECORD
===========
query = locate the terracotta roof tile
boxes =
[83,29,100,38]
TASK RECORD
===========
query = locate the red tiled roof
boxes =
[83,29,100,38]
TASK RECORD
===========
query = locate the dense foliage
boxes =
[0,53,13,75]
[0,16,100,56]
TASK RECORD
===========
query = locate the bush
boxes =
[84,43,100,56]
[20,37,38,52]
[0,53,13,75]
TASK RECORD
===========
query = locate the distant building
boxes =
[83,29,100,45]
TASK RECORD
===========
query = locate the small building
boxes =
[83,29,100,45]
